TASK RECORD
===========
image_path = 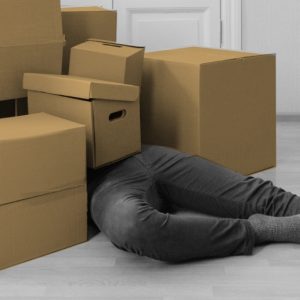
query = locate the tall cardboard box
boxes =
[141,47,276,175]
[0,113,87,270]
[0,0,65,101]
[69,39,145,86]
[23,73,141,169]
[62,7,117,74]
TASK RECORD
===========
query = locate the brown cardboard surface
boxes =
[0,43,64,100]
[0,113,86,205]
[145,47,257,65]
[24,74,141,168]
[141,47,276,175]
[0,0,64,101]
[92,99,141,167]
[62,6,116,74]
[0,185,87,270]
[23,73,139,101]
[69,39,145,86]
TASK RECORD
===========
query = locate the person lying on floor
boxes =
[87,145,300,263]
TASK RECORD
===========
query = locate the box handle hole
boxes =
[109,110,127,121]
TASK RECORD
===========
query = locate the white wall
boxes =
[61,0,112,9]
[242,0,300,115]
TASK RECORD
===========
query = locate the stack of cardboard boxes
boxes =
[61,7,117,74]
[24,39,145,168]
[0,0,276,270]
[0,113,86,269]
[0,1,131,270]
[0,0,65,116]
[0,2,117,118]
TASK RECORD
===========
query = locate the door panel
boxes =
[114,0,221,51]
[242,0,300,114]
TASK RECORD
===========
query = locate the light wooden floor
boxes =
[1,121,300,300]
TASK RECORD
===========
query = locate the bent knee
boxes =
[101,200,171,259]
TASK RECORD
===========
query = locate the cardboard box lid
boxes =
[145,47,264,65]
[23,73,139,102]
[74,39,144,58]
[0,112,82,141]
[0,113,86,206]
[0,0,64,46]
[62,6,112,12]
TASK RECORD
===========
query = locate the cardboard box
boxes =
[61,7,117,74]
[0,113,86,206]
[0,113,87,270]
[141,47,276,175]
[0,0,64,101]
[24,73,141,168]
[0,185,87,270]
[69,39,145,86]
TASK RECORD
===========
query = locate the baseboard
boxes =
[277,114,300,122]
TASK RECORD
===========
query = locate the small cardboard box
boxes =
[141,47,276,175]
[0,0,65,101]
[0,113,87,270]
[69,39,145,86]
[24,73,141,168]
[0,113,86,206]
[62,7,117,74]
[0,185,87,270]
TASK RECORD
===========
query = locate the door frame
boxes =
[61,0,242,50]
[221,0,242,50]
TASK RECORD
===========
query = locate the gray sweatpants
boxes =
[88,145,300,262]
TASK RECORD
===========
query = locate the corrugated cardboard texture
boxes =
[142,62,200,154]
[0,113,86,205]
[23,73,139,101]
[25,75,141,168]
[199,56,276,175]
[0,0,64,101]
[141,47,276,175]
[92,99,141,167]
[28,91,95,167]
[0,43,64,100]
[61,6,117,74]
[145,47,257,64]
[69,40,145,86]
[0,185,87,270]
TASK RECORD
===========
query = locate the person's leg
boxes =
[139,145,300,246]
[89,154,255,262]
[139,145,300,219]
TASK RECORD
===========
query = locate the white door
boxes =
[114,0,221,51]
[61,0,113,9]
[242,0,300,115]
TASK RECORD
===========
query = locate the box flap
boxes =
[88,39,145,50]
[23,73,139,101]
[90,81,139,101]
[145,47,262,65]
[0,112,84,141]
[72,39,144,59]
[62,6,110,12]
